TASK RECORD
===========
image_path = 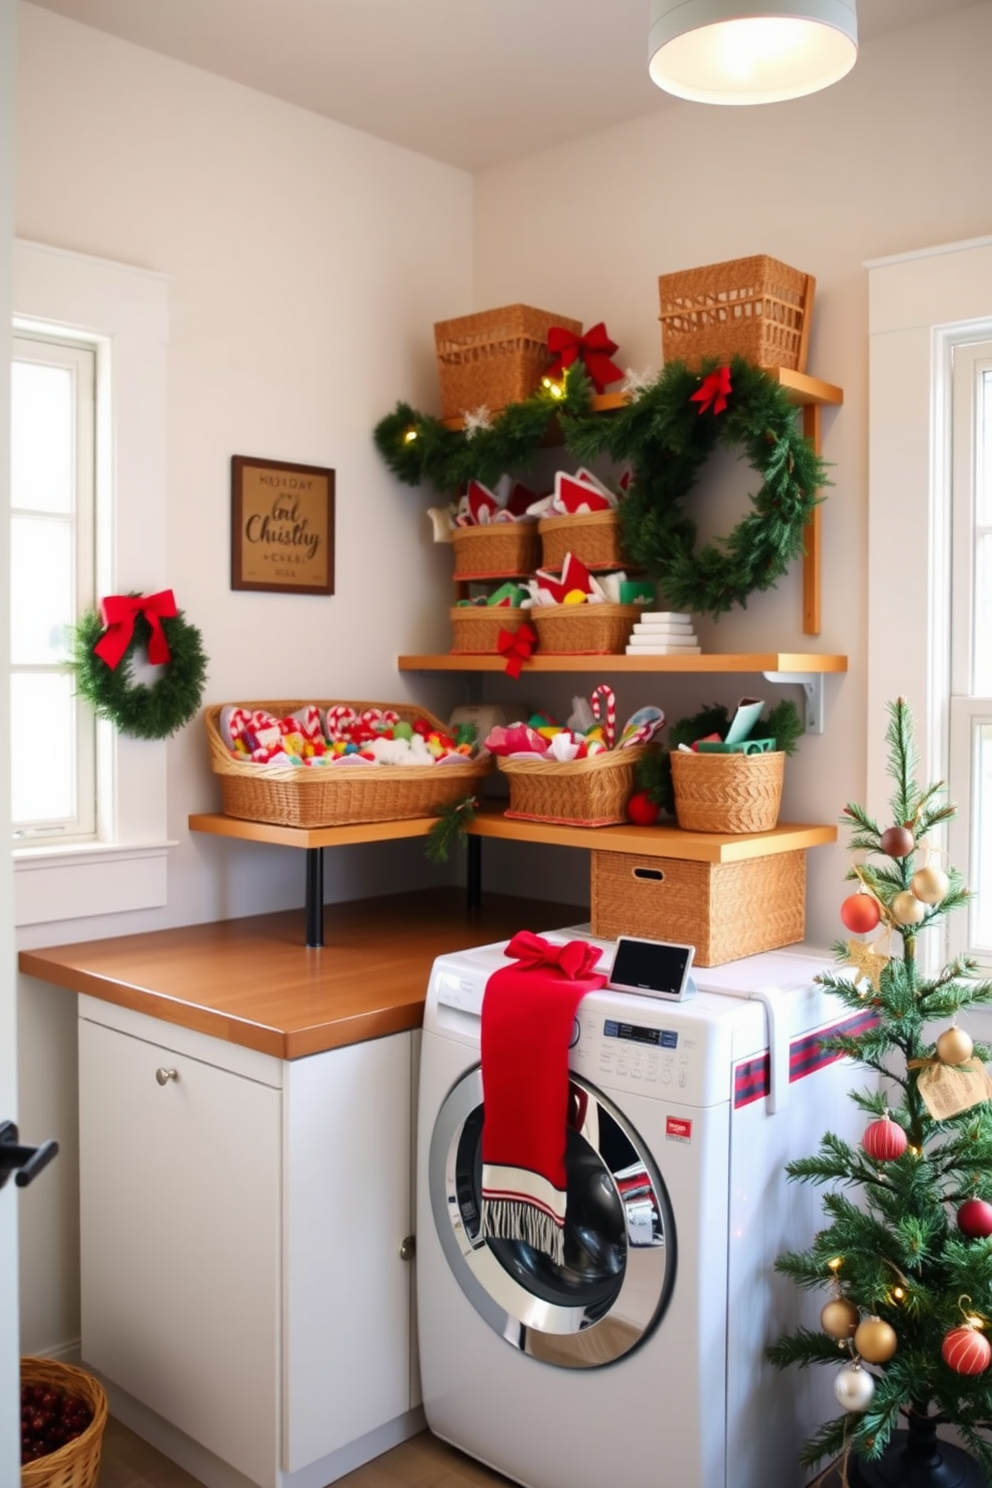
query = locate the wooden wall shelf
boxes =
[398,651,848,675]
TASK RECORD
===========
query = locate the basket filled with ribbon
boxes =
[205,699,491,828]
[485,687,665,828]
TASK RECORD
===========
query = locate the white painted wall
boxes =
[13,1,473,1352]
[470,0,992,926]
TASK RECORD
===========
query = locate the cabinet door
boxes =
[283,1032,412,1472]
[79,1017,281,1488]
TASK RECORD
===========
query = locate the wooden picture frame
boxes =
[231,455,335,595]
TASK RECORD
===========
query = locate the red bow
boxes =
[690,365,732,416]
[504,929,603,981]
[546,322,624,395]
[497,621,537,679]
[93,590,178,670]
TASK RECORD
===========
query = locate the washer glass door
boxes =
[429,1066,676,1368]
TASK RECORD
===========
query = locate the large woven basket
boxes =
[434,304,581,421]
[531,603,638,655]
[590,848,806,965]
[538,511,631,572]
[450,606,526,655]
[498,745,647,828]
[451,522,539,579]
[658,255,814,373]
[206,699,490,829]
[670,749,784,834]
[21,1357,108,1488]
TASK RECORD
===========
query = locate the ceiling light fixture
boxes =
[648,1,858,105]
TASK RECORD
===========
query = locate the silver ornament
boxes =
[834,1362,876,1413]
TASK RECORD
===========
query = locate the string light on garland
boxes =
[70,590,208,740]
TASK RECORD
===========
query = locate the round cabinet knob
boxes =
[399,1236,416,1262]
[155,1067,179,1086]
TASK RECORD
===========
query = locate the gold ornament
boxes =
[845,938,890,989]
[854,1315,898,1363]
[912,864,950,904]
[821,1297,860,1339]
[937,1025,974,1065]
[892,889,926,926]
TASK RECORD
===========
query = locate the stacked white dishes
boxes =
[625,611,700,655]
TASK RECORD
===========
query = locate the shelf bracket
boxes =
[762,671,826,734]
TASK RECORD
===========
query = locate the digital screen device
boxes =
[607,937,695,1001]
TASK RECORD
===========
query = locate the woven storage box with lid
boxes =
[538,511,631,572]
[670,749,784,834]
[450,605,526,655]
[498,745,647,828]
[434,304,581,421]
[591,848,806,966]
[21,1356,108,1488]
[206,699,490,829]
[451,522,539,579]
[531,603,638,656]
[658,255,815,373]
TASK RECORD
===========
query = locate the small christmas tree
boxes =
[769,698,992,1487]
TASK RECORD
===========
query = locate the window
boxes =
[10,331,97,842]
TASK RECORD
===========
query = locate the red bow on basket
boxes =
[497,621,537,679]
[546,322,624,394]
[690,364,732,416]
[93,590,178,669]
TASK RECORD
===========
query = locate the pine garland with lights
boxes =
[767,698,992,1485]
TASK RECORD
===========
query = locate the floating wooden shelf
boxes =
[398,651,848,676]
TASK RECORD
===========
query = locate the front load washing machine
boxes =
[416,933,871,1488]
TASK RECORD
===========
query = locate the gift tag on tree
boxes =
[916,1057,992,1120]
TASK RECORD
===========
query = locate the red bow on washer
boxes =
[93,590,178,669]
[546,322,624,394]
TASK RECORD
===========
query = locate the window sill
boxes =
[13,840,177,927]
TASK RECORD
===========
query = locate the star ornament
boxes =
[462,405,492,439]
[845,937,891,991]
[620,366,656,401]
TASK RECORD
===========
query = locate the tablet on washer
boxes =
[607,937,695,1000]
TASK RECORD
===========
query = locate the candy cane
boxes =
[590,684,616,750]
[325,704,358,740]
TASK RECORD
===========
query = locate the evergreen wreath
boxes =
[373,355,828,620]
[71,599,208,740]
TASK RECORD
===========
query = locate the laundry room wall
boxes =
[12,0,474,1354]
[469,0,992,942]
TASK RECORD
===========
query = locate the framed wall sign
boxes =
[231,455,335,595]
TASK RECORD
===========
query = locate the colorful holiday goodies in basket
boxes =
[206,700,491,828]
[448,478,541,579]
[20,1355,108,1488]
[450,581,530,656]
[537,467,636,572]
[526,551,651,655]
[485,685,666,827]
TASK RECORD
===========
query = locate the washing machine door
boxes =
[428,1065,676,1368]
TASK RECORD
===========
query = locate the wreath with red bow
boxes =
[70,591,208,739]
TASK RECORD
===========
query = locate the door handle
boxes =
[0,1120,59,1190]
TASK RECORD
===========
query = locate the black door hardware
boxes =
[0,1120,58,1190]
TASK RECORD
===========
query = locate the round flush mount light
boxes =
[648,0,858,105]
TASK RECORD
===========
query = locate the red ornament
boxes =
[626,790,660,827]
[943,1325,992,1375]
[840,893,881,935]
[863,1116,908,1162]
[958,1199,992,1239]
[880,824,915,858]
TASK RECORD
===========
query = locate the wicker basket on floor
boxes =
[531,603,638,655]
[434,304,582,420]
[451,522,539,579]
[206,700,490,829]
[20,1357,108,1488]
[538,511,632,572]
[498,746,647,828]
[658,255,815,373]
[670,749,784,834]
[450,606,527,655]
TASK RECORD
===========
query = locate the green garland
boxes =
[373,355,828,620]
[71,604,209,740]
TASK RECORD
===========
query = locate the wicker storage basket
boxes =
[498,746,647,828]
[538,511,631,572]
[434,304,582,421]
[206,699,490,829]
[670,749,784,834]
[450,606,526,655]
[658,255,815,373]
[451,522,539,579]
[591,848,806,966]
[20,1357,108,1488]
[531,603,638,656]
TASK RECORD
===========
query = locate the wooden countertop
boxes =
[18,889,588,1061]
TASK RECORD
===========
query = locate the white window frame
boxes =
[867,235,992,975]
[12,240,174,927]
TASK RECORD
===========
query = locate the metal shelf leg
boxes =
[305,847,324,948]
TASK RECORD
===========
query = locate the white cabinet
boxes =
[78,996,420,1488]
